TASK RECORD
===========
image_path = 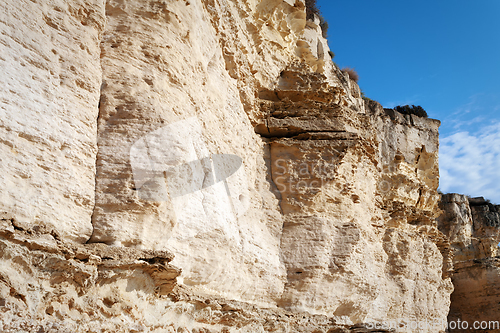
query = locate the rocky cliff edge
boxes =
[0,0,474,332]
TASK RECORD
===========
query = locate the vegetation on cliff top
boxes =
[306,1,361,87]
[341,67,359,83]
[305,0,328,38]
[393,105,428,118]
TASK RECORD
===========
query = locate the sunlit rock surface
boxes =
[0,0,463,332]
[438,194,500,331]
[0,0,106,243]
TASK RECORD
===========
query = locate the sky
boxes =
[317,0,500,203]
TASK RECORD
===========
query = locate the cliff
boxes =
[438,194,500,331]
[0,0,480,332]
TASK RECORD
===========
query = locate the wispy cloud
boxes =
[451,115,486,130]
[383,94,421,109]
[443,93,500,133]
[439,121,500,203]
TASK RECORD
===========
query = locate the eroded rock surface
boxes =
[260,66,451,326]
[0,0,106,243]
[0,219,394,332]
[0,0,459,332]
[438,195,500,331]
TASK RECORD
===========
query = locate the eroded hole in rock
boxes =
[102,297,116,308]
[45,305,54,315]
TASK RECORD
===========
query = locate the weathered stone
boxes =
[0,0,463,331]
[263,75,451,327]
[0,0,106,243]
[438,194,500,331]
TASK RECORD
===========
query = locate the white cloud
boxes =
[451,115,485,130]
[439,121,500,203]
[383,95,420,109]
[443,93,500,133]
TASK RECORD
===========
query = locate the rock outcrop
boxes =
[438,194,500,331]
[259,66,451,325]
[0,0,460,332]
[0,0,106,243]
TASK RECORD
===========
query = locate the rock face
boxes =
[0,216,181,332]
[0,0,106,243]
[0,0,458,332]
[438,195,500,331]
[259,67,451,325]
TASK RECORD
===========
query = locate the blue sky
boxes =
[317,0,500,203]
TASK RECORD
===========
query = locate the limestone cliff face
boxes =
[258,66,450,325]
[1,0,453,332]
[438,194,500,330]
[0,0,106,243]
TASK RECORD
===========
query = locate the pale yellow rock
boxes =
[90,0,318,306]
[0,0,106,242]
[268,97,451,329]
[0,0,458,331]
[0,224,390,332]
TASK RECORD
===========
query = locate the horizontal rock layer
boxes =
[0,218,397,332]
